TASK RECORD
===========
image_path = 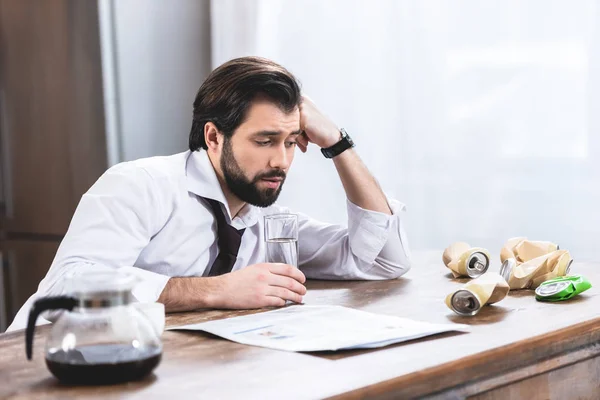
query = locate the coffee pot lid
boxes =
[66,270,138,307]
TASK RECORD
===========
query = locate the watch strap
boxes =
[320,128,354,158]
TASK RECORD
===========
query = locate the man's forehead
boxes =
[240,100,300,134]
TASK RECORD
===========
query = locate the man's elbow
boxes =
[387,259,412,279]
[369,257,412,280]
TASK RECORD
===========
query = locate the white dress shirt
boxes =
[7,150,411,331]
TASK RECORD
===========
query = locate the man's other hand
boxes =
[210,263,307,308]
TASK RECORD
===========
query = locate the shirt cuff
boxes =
[121,266,171,303]
[346,197,405,263]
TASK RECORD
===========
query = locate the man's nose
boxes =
[269,144,291,170]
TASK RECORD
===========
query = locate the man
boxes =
[7,57,410,331]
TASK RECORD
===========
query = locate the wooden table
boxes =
[1,252,600,399]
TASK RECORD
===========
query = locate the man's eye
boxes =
[256,141,271,146]
[285,141,297,148]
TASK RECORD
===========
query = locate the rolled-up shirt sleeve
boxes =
[297,197,411,280]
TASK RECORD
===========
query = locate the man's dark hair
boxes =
[189,56,302,151]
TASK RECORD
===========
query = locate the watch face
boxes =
[340,128,354,145]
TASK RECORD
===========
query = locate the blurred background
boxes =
[0,0,598,331]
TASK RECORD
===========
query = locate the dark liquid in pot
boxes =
[45,344,161,385]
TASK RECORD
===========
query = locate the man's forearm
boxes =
[298,95,391,214]
[157,276,219,312]
[332,148,392,215]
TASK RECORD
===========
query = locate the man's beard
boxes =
[220,139,286,207]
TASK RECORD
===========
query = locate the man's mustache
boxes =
[254,170,287,181]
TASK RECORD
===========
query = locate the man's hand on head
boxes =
[298,95,341,152]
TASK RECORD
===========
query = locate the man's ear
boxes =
[204,122,221,152]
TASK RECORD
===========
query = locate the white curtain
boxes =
[211,0,600,261]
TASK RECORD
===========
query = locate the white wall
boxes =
[101,0,212,163]
[211,0,600,261]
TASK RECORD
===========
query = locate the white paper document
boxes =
[167,305,469,352]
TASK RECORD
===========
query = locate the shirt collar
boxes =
[186,150,259,228]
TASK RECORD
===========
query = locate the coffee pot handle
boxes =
[26,296,77,360]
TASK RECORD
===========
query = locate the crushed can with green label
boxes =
[534,275,592,302]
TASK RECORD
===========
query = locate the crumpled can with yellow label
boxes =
[499,249,573,290]
[445,273,510,316]
[443,242,490,278]
[500,237,559,265]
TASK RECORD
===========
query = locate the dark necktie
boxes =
[203,197,245,276]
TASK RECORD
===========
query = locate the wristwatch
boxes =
[320,128,355,159]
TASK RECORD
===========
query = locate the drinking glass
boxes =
[264,214,298,267]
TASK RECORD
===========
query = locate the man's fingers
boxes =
[296,134,309,153]
[301,131,314,144]
[263,296,286,307]
[298,133,310,147]
[268,263,306,283]
[266,287,303,303]
[267,274,307,295]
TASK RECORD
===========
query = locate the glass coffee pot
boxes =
[25,270,162,385]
